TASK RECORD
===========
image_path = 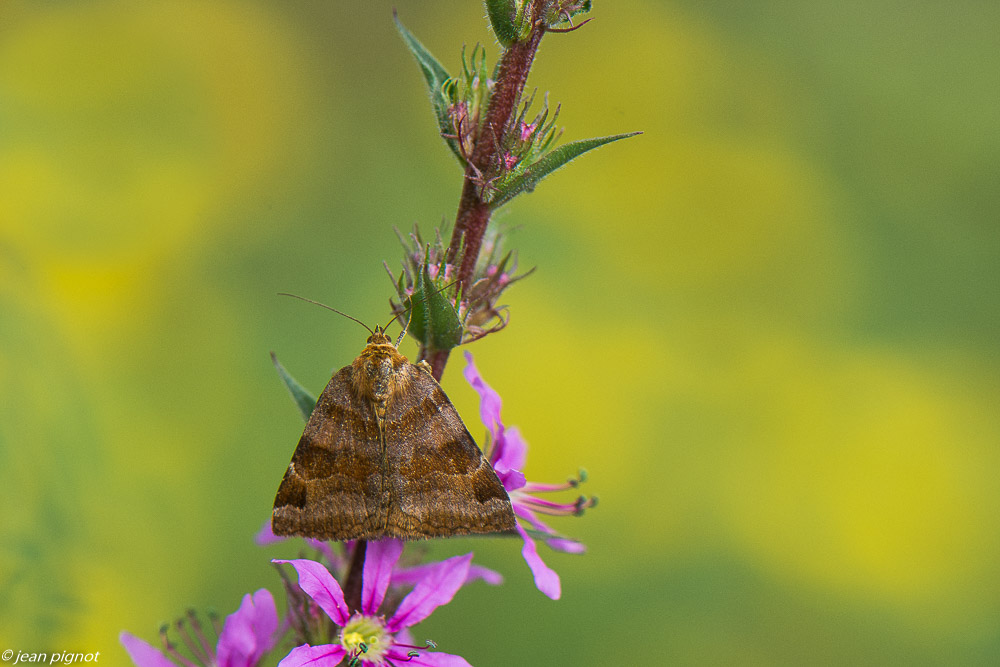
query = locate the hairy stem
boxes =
[446,12,546,289]
[425,1,549,380]
[343,540,367,613]
[424,348,451,382]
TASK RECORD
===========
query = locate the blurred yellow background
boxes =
[2,1,998,665]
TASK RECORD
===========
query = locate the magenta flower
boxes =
[463,351,594,600]
[256,520,501,589]
[275,540,474,666]
[120,589,280,667]
[255,519,343,568]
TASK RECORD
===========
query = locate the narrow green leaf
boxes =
[393,12,464,163]
[489,132,641,208]
[270,352,317,421]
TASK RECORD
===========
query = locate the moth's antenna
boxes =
[277,293,374,335]
[382,307,407,336]
[387,308,413,347]
[380,301,414,347]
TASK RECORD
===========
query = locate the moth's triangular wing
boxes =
[272,366,388,541]
[383,363,516,538]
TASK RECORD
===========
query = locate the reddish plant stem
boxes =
[446,3,548,294]
[337,3,552,616]
[448,183,493,294]
[424,348,451,382]
[423,3,548,381]
[343,540,367,613]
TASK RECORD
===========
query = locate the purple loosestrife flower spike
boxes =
[120,589,280,667]
[274,539,474,667]
[463,351,595,600]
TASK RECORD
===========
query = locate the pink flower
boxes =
[255,520,501,589]
[274,540,474,666]
[120,589,280,667]
[255,520,343,568]
[463,352,594,600]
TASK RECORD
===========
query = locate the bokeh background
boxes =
[2,1,999,665]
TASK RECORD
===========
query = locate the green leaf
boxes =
[404,264,463,352]
[484,0,528,46]
[488,132,641,208]
[393,12,464,163]
[270,352,316,421]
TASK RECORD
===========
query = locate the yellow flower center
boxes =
[339,614,389,664]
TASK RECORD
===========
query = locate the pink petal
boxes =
[401,652,473,667]
[513,501,554,533]
[362,539,404,615]
[462,352,502,438]
[277,644,347,667]
[545,537,586,554]
[250,589,280,643]
[516,523,561,600]
[119,632,176,667]
[216,589,280,667]
[496,465,527,491]
[394,626,416,646]
[257,520,340,568]
[492,426,528,491]
[254,520,284,546]
[496,426,528,472]
[389,563,429,587]
[387,553,473,632]
[394,562,503,587]
[272,559,349,626]
[513,504,586,553]
[465,563,504,586]
[304,539,340,567]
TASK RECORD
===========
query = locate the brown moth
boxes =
[272,325,516,541]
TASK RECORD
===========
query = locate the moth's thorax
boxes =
[351,341,410,408]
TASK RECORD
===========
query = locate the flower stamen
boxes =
[174,614,215,666]
[207,609,221,637]
[158,623,200,667]
[185,609,216,659]
[516,494,596,516]
[522,469,588,494]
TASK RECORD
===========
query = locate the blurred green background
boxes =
[2,1,999,665]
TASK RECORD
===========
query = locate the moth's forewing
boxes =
[272,366,387,540]
[384,363,516,538]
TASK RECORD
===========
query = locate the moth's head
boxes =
[357,324,405,383]
[366,325,394,347]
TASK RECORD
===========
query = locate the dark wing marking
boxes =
[272,365,389,541]
[382,363,516,538]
